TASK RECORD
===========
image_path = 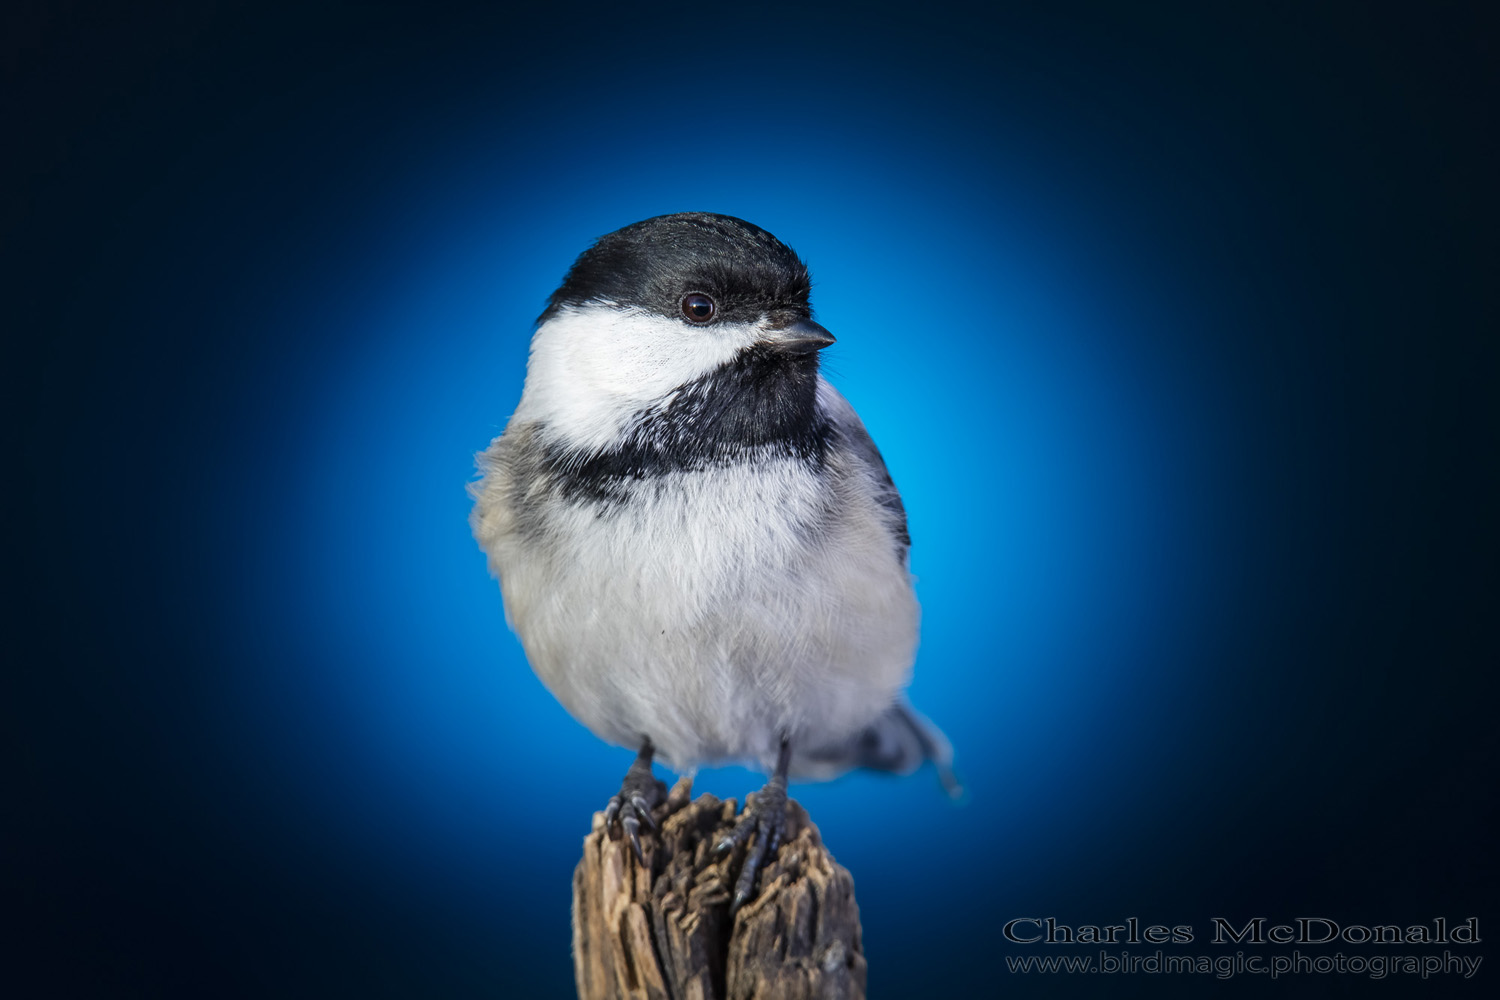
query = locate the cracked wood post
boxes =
[572,777,867,1000]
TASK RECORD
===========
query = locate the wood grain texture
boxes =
[573,778,866,1000]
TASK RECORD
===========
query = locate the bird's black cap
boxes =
[542,213,813,325]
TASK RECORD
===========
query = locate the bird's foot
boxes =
[716,771,789,913]
[602,741,668,863]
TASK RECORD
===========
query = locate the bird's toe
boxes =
[604,757,667,863]
[725,779,789,912]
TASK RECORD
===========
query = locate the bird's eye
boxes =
[680,293,716,323]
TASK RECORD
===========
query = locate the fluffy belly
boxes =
[492,461,918,771]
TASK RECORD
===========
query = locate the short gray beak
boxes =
[760,317,836,355]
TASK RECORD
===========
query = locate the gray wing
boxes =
[809,383,958,794]
[818,380,910,560]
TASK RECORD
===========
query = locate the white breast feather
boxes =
[472,314,918,773]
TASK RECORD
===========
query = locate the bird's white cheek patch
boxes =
[513,304,759,453]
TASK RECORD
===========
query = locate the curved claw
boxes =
[605,791,660,863]
[714,811,756,856]
[732,829,773,912]
[630,794,658,832]
[622,813,644,863]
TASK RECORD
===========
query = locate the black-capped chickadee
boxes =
[471,213,955,906]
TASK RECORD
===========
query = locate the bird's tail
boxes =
[797,700,963,798]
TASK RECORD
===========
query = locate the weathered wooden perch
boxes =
[573,777,866,1000]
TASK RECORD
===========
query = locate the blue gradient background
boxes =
[9,2,1495,997]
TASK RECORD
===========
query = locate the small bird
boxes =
[471,213,955,907]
